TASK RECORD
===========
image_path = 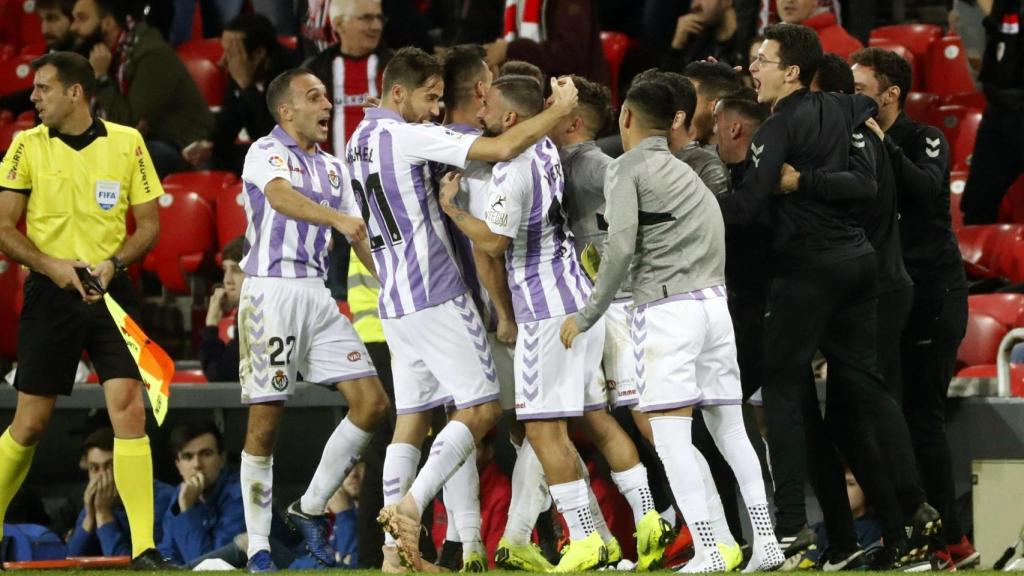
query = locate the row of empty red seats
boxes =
[956,294,1024,397]
[0,0,44,56]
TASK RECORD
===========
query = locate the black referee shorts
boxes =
[15,272,142,396]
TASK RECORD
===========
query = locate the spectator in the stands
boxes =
[805,469,884,565]
[484,0,607,84]
[70,0,214,177]
[664,0,750,71]
[304,0,392,155]
[0,0,77,116]
[66,428,175,557]
[158,421,244,566]
[168,0,244,45]
[200,237,244,382]
[775,0,861,59]
[681,60,744,146]
[182,13,301,174]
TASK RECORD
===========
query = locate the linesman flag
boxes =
[104,293,174,425]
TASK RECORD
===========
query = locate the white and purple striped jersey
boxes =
[484,137,590,322]
[346,107,480,319]
[240,125,359,279]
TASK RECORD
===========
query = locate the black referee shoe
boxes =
[130,548,181,570]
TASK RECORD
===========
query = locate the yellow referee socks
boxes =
[0,428,37,541]
[113,435,156,558]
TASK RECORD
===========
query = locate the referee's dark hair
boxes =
[624,81,676,131]
[851,47,913,107]
[492,75,544,119]
[382,47,442,94]
[442,44,488,112]
[266,68,314,123]
[633,68,697,130]
[763,23,823,87]
[813,53,855,95]
[32,51,96,98]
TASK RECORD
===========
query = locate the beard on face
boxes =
[47,32,77,52]
[75,27,105,54]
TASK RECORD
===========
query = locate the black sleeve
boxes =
[717,114,790,226]
[886,124,949,206]
[798,128,879,202]
[199,326,239,382]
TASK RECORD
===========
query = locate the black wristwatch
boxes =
[108,256,127,274]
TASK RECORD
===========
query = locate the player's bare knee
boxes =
[348,386,390,429]
[10,415,48,445]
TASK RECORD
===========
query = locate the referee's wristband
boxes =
[108,256,127,274]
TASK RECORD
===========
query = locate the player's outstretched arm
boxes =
[264,178,367,242]
[466,76,579,163]
[439,173,510,257]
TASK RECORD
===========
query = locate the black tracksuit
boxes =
[960,0,1024,224]
[886,111,969,545]
[718,89,920,536]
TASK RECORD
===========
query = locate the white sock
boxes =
[503,439,548,545]
[577,455,613,543]
[550,479,594,541]
[300,417,372,515]
[443,452,484,555]
[610,463,655,524]
[705,406,776,542]
[382,443,421,547]
[241,451,273,558]
[651,416,714,559]
[693,447,736,546]
[408,421,475,515]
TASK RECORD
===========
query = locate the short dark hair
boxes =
[170,421,225,457]
[633,68,696,130]
[32,51,96,98]
[442,44,488,111]
[499,60,543,85]
[36,0,75,17]
[681,61,743,101]
[222,236,244,263]
[851,47,913,107]
[382,47,443,95]
[763,23,822,87]
[82,427,114,456]
[224,12,279,56]
[266,68,313,123]
[814,53,855,95]
[492,75,544,119]
[624,82,676,131]
[717,88,770,125]
[93,0,134,27]
[571,75,613,138]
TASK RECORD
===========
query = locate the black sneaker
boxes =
[904,503,943,564]
[816,547,868,571]
[131,548,182,570]
[437,540,463,571]
[777,525,818,558]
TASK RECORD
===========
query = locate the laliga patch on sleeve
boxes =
[267,154,286,168]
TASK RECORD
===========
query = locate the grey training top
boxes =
[576,136,727,331]
[674,140,731,197]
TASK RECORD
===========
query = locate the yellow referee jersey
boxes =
[0,119,163,265]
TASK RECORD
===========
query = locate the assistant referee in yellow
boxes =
[0,52,175,569]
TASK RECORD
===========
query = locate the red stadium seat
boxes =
[143,190,216,294]
[0,0,43,51]
[957,311,1007,369]
[927,104,977,152]
[997,176,1024,225]
[217,181,247,251]
[950,170,966,231]
[0,117,34,152]
[600,31,630,108]
[942,90,987,110]
[181,57,227,109]
[0,254,27,360]
[956,224,1024,279]
[924,35,976,97]
[162,170,239,206]
[949,107,981,172]
[279,36,298,50]
[176,38,224,63]
[871,24,941,69]
[0,55,36,97]
[904,92,939,123]
[969,294,1024,328]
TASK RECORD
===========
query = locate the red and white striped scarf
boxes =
[503,0,545,42]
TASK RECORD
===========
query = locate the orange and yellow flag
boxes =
[104,293,174,425]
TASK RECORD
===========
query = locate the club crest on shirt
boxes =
[271,369,289,391]
[268,154,286,168]
[328,168,341,189]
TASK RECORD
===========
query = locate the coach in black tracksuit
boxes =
[722,24,937,562]
[850,47,971,553]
